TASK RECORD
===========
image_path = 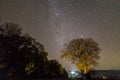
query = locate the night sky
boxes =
[0,0,120,71]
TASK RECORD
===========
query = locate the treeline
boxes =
[0,23,68,79]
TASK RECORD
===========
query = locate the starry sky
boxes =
[0,0,120,70]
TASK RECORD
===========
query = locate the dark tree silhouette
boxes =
[49,60,68,78]
[0,22,68,79]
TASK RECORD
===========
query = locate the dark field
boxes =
[28,78,120,80]
[0,77,120,80]
[39,78,120,80]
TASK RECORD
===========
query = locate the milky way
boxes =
[0,0,120,70]
[48,0,65,48]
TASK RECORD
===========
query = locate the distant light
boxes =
[70,71,76,75]
[102,76,108,79]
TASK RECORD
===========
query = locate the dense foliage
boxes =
[61,38,101,75]
[0,23,68,79]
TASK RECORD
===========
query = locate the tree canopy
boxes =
[0,22,68,79]
[61,38,101,74]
